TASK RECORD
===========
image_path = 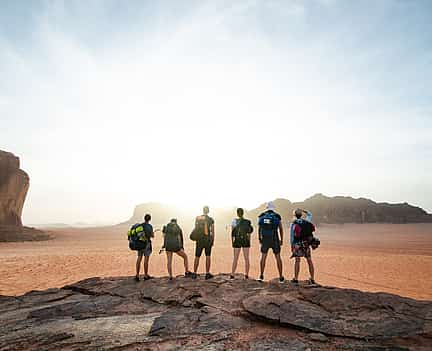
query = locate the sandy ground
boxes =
[1,223,431,300]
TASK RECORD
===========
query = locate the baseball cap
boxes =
[266,201,275,211]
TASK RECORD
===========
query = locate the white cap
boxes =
[266,201,275,211]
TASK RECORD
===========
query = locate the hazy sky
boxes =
[1,0,431,224]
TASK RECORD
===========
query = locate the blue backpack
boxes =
[258,211,280,237]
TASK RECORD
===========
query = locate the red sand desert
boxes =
[1,223,431,300]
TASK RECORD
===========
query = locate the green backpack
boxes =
[163,222,182,251]
[128,223,147,250]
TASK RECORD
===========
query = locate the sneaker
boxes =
[245,275,249,280]
[134,275,139,282]
[279,276,285,283]
[309,278,317,285]
[143,275,153,281]
[230,274,235,280]
[257,275,264,282]
[205,273,214,280]
[185,271,193,277]
[191,273,198,279]
[291,278,299,284]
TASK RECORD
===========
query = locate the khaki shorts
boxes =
[137,241,152,257]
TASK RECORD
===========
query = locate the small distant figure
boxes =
[191,206,215,280]
[162,219,192,280]
[290,208,316,285]
[230,208,254,279]
[257,202,284,283]
[135,214,154,281]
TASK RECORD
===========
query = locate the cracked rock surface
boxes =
[0,274,431,350]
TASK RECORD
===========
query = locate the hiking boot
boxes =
[245,275,249,280]
[205,273,214,280]
[191,272,198,279]
[134,275,139,282]
[309,278,317,285]
[185,271,193,277]
[230,274,235,280]
[291,278,299,284]
[279,276,285,283]
[257,275,264,282]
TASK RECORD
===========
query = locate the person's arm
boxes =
[211,223,215,243]
[290,223,294,247]
[180,229,184,247]
[278,221,284,245]
[304,209,312,222]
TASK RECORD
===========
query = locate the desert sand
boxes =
[1,223,431,300]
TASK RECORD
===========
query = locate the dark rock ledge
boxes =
[1,274,431,350]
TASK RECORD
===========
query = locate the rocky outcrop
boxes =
[1,274,430,350]
[0,150,49,241]
[0,150,29,226]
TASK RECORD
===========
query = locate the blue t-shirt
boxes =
[142,223,153,242]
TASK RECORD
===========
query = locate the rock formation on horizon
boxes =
[248,193,432,224]
[0,274,430,350]
[126,194,432,229]
[0,150,29,227]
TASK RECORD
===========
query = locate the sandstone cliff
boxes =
[0,150,49,241]
[0,274,430,350]
[0,150,29,226]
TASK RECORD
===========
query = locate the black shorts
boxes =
[232,235,251,248]
[260,236,281,255]
[195,239,213,257]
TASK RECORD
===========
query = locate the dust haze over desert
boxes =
[1,1,432,350]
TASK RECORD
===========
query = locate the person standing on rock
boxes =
[230,208,253,279]
[191,206,215,280]
[135,214,154,281]
[257,202,285,283]
[290,208,316,284]
[162,218,192,280]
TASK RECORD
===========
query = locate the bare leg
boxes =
[242,248,250,277]
[176,249,189,272]
[275,253,283,278]
[193,257,200,273]
[144,256,150,277]
[136,256,142,277]
[294,257,300,280]
[307,257,315,280]
[260,253,267,277]
[231,248,240,275]
[166,251,173,278]
[205,255,211,274]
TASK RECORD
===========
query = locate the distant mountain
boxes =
[247,194,432,224]
[124,194,432,229]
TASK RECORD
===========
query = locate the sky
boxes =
[1,0,431,225]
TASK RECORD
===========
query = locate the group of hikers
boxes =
[127,202,320,284]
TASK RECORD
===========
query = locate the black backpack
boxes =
[295,220,315,241]
[233,218,253,238]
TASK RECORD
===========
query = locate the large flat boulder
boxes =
[0,274,430,350]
